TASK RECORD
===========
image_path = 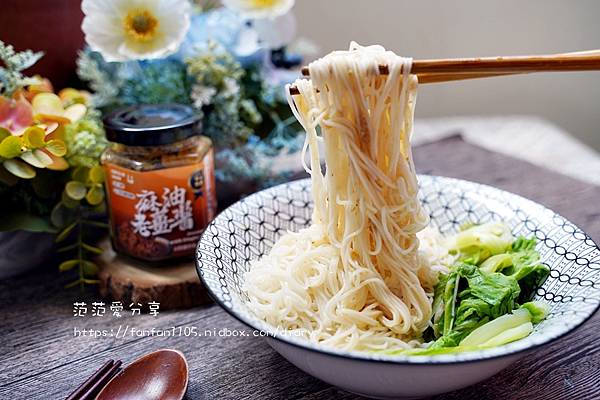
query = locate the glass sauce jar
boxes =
[101,104,217,262]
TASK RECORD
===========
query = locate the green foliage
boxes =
[3,159,35,179]
[0,170,63,229]
[53,165,107,290]
[0,110,107,232]
[76,44,303,187]
[55,207,107,290]
[45,140,67,157]
[0,41,43,96]
[20,150,53,168]
[63,109,108,168]
[76,50,122,107]
[121,61,192,105]
[62,166,106,206]
[0,136,24,158]
[0,42,109,290]
[0,126,69,180]
[65,181,87,200]
[77,50,192,108]
[186,43,254,147]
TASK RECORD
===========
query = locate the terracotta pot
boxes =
[0,0,85,89]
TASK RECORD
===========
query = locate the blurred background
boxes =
[295,0,600,150]
[0,0,598,150]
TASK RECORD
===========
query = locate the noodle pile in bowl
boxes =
[244,43,451,351]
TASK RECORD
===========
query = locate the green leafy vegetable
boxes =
[520,301,549,324]
[481,322,533,347]
[426,226,550,353]
[388,301,548,356]
[431,263,521,348]
[447,222,513,264]
[480,236,550,303]
[459,308,531,346]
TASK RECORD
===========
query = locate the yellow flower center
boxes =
[124,10,159,42]
[247,0,281,10]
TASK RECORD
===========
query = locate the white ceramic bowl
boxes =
[196,176,600,399]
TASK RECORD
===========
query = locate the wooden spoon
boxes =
[96,349,188,400]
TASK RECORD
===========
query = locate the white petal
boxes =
[233,25,261,56]
[223,0,295,19]
[253,11,297,48]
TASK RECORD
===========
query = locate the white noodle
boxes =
[245,43,450,351]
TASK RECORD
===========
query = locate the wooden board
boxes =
[97,240,211,310]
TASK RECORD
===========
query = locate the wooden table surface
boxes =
[1,136,599,400]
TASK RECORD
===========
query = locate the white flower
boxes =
[253,12,296,49]
[288,37,320,58]
[191,84,217,108]
[222,0,295,19]
[81,0,191,62]
[222,77,240,98]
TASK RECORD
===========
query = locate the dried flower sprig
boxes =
[0,41,43,96]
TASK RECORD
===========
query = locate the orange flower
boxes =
[31,92,87,125]
[23,77,54,103]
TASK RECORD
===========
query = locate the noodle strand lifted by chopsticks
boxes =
[245,43,444,351]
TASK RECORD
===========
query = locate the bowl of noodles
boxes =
[195,43,600,398]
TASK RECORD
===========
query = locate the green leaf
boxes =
[65,279,83,289]
[86,184,104,206]
[71,166,89,183]
[55,221,77,243]
[45,139,67,157]
[0,136,24,158]
[82,220,109,229]
[23,126,46,148]
[57,243,78,253]
[82,242,103,255]
[0,127,11,142]
[3,159,35,179]
[59,259,79,272]
[88,165,105,183]
[506,242,550,303]
[21,149,53,168]
[65,181,87,200]
[83,279,100,285]
[50,202,77,228]
[82,260,98,276]
[61,191,80,208]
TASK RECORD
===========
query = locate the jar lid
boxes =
[103,104,201,146]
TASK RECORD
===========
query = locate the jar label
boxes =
[104,150,216,261]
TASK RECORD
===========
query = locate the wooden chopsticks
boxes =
[288,50,600,95]
[65,359,122,400]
